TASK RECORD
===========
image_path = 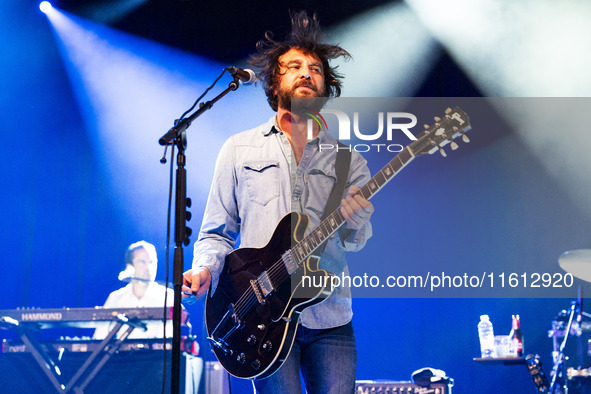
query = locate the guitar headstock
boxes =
[409,106,472,157]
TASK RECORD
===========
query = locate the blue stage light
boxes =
[39,1,52,14]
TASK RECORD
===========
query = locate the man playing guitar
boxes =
[183,11,373,394]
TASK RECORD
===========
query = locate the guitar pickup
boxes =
[257,271,274,297]
[282,250,298,274]
[250,271,274,305]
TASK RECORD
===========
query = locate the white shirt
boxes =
[93,282,175,339]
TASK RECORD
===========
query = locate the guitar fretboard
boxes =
[289,146,415,267]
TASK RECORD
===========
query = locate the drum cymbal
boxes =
[559,249,591,283]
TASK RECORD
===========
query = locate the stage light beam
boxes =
[41,9,271,238]
[327,2,439,97]
[405,0,591,96]
[405,0,591,220]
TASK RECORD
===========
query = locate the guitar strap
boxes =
[314,142,351,256]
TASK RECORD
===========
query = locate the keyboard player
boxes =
[93,241,174,339]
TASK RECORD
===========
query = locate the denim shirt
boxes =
[193,116,372,329]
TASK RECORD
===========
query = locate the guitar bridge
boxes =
[250,279,266,305]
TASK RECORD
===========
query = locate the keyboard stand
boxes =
[8,314,146,393]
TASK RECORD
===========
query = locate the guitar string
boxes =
[258,155,405,288]
[231,159,395,317]
[232,192,372,317]
[223,116,467,320]
[232,253,293,315]
[232,203,349,317]
[231,159,395,316]
[216,117,468,363]
[230,152,432,323]
[230,150,412,316]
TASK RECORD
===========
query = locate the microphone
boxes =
[227,66,256,85]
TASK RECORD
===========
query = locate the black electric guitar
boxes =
[205,107,472,379]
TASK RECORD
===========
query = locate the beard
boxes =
[276,81,328,114]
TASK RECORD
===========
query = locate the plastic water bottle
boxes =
[478,314,496,358]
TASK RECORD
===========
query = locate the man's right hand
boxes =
[182,267,211,302]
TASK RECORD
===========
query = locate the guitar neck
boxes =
[290,146,416,265]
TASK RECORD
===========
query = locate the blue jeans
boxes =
[252,321,357,394]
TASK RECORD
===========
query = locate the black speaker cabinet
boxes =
[0,350,202,393]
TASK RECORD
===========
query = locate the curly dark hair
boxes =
[248,11,351,111]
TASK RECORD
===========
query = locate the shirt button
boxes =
[293,196,299,201]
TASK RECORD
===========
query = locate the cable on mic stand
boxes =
[176,69,230,126]
[157,67,249,394]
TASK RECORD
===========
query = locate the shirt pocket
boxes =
[305,167,337,217]
[242,160,280,206]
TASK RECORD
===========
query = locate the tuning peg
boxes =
[445,107,452,114]
[450,141,459,150]
[435,128,445,136]
[434,116,441,122]
[424,124,430,129]
[462,134,470,143]
[439,148,447,157]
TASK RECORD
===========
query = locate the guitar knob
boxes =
[237,353,246,364]
[247,335,258,346]
[251,359,261,370]
[223,348,233,356]
[262,341,273,352]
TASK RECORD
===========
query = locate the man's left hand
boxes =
[340,185,374,230]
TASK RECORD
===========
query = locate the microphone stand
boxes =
[159,77,241,394]
[549,300,580,393]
